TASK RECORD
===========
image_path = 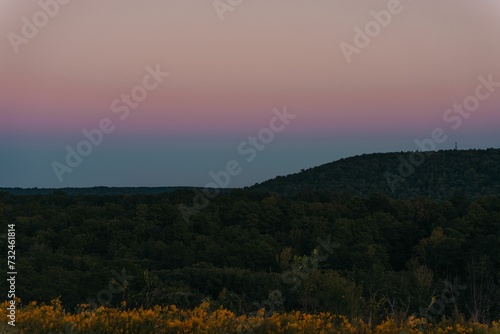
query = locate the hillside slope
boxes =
[251,148,500,199]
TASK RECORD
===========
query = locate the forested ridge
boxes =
[4,148,500,199]
[251,148,500,199]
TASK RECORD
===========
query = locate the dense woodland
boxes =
[253,148,500,199]
[1,149,499,326]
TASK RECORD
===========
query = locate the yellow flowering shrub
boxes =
[0,299,499,333]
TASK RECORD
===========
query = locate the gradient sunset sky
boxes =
[1,0,499,188]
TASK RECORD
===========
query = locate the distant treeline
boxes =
[0,186,198,196]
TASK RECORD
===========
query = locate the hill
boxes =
[250,148,500,199]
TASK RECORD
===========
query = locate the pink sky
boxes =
[0,0,499,186]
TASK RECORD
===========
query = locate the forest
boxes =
[1,149,499,332]
[252,148,500,199]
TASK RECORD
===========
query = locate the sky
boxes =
[1,0,499,188]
